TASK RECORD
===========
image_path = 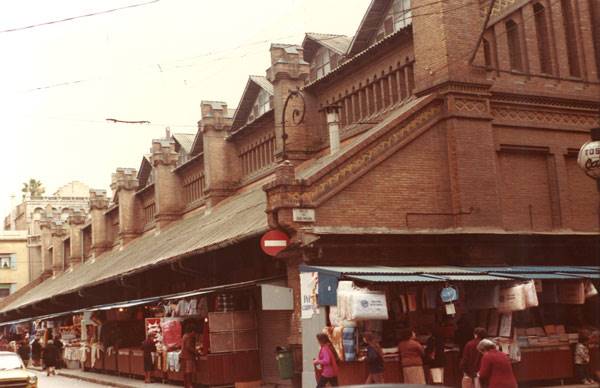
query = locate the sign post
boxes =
[260,230,290,256]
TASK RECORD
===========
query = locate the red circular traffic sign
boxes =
[260,230,290,256]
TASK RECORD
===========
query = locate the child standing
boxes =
[575,332,594,385]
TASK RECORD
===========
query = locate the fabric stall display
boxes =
[342,324,357,361]
[558,282,586,304]
[336,281,388,320]
[197,297,208,318]
[161,319,182,350]
[467,285,500,310]
[542,283,560,304]
[90,343,103,367]
[330,326,344,360]
[421,287,438,310]
[167,351,181,372]
[215,293,234,312]
[329,307,342,327]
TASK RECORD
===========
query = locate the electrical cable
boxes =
[0,0,160,34]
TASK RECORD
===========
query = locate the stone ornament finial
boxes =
[111,167,139,192]
[39,218,52,230]
[150,139,179,167]
[50,220,67,237]
[67,209,87,226]
[89,189,109,210]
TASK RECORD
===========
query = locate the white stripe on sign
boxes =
[264,240,287,247]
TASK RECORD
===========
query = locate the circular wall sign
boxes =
[260,230,290,256]
[577,141,600,179]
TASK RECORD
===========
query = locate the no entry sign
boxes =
[260,230,290,256]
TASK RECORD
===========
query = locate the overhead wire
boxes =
[0,0,160,34]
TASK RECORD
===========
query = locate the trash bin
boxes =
[275,346,293,380]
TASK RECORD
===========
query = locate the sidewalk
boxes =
[30,366,181,388]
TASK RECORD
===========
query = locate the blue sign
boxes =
[440,286,458,303]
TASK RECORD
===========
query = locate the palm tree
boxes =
[22,179,45,199]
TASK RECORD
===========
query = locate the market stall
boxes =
[300,265,600,386]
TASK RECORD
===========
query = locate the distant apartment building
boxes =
[0,231,27,298]
[3,181,90,282]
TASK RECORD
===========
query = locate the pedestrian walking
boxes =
[54,335,63,369]
[17,340,30,367]
[477,339,517,388]
[574,331,595,384]
[142,334,157,384]
[398,328,426,384]
[460,327,487,388]
[31,337,42,367]
[42,339,59,376]
[313,333,339,387]
[363,332,384,384]
[180,326,198,388]
[424,329,446,384]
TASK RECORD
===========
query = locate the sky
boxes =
[0,0,370,224]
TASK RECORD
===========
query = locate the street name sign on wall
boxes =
[260,229,290,256]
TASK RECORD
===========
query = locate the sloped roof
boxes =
[172,133,195,154]
[297,94,431,180]
[303,25,411,90]
[137,155,153,188]
[347,0,392,57]
[231,76,274,131]
[0,188,269,315]
[303,33,352,63]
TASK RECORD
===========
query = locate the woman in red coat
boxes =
[477,339,517,388]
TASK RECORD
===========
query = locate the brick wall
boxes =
[565,155,600,230]
[315,124,453,229]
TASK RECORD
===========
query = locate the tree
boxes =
[22,179,45,199]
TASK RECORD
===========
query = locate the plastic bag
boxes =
[523,281,539,308]
[498,284,526,313]
[585,281,598,299]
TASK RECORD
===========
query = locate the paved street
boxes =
[29,369,106,387]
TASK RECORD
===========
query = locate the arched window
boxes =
[533,3,552,74]
[560,0,580,77]
[506,20,523,71]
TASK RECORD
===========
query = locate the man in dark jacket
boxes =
[460,327,487,388]
[17,340,30,367]
[31,337,42,366]
[42,340,58,376]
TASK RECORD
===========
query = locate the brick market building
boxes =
[0,0,599,386]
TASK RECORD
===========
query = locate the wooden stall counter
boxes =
[195,350,260,386]
[512,347,573,382]
[337,360,402,386]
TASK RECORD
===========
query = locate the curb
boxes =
[56,370,139,388]
[29,366,150,388]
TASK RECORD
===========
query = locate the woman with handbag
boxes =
[313,333,339,387]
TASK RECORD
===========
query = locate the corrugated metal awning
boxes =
[347,274,441,283]
[300,265,600,283]
[489,272,581,280]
